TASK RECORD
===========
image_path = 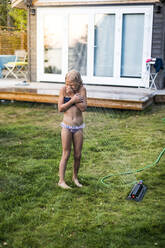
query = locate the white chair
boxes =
[4,50,28,79]
[146,59,158,90]
[140,58,158,89]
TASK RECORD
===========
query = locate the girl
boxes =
[58,70,87,189]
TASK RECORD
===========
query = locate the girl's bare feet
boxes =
[72,178,82,187]
[58,182,71,189]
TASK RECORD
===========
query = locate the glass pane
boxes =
[121,14,144,77]
[94,14,115,77]
[44,15,63,74]
[68,15,88,76]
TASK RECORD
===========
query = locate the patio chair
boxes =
[4,50,28,79]
[141,58,163,89]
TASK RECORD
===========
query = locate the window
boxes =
[37,6,153,87]
[68,14,88,75]
[121,14,144,77]
[44,15,63,74]
[94,14,115,77]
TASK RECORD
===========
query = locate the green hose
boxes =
[100,118,165,188]
[100,148,165,188]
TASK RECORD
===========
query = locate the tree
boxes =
[9,8,27,30]
[0,0,27,30]
[0,0,10,26]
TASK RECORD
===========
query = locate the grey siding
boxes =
[151,3,165,88]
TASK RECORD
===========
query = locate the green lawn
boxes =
[0,101,165,248]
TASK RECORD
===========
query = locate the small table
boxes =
[0,55,16,78]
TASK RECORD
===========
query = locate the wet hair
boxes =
[65,70,83,87]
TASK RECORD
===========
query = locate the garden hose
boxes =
[100,118,165,188]
[100,148,165,187]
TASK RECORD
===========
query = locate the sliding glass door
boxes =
[37,6,153,87]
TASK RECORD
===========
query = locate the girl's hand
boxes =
[72,94,84,103]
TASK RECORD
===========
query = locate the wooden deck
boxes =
[154,89,165,103]
[0,79,164,110]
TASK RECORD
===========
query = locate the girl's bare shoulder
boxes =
[60,86,66,95]
[79,86,86,93]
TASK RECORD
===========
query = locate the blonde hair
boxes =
[65,70,83,87]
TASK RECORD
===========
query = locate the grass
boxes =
[0,101,165,248]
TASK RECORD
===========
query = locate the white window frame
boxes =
[37,5,153,87]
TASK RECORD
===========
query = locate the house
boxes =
[12,0,165,88]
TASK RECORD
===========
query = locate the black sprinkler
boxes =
[127,180,147,202]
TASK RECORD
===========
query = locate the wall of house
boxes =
[151,2,165,89]
[30,2,165,88]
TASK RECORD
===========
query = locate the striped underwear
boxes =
[61,122,85,133]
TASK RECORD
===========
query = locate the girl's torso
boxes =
[63,87,83,126]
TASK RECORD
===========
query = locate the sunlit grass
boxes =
[0,101,165,248]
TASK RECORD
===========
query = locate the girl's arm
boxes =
[58,87,82,112]
[75,87,87,112]
[58,87,74,112]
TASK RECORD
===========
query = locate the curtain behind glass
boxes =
[121,14,144,77]
[94,14,115,77]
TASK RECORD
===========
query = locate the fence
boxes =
[0,26,27,55]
